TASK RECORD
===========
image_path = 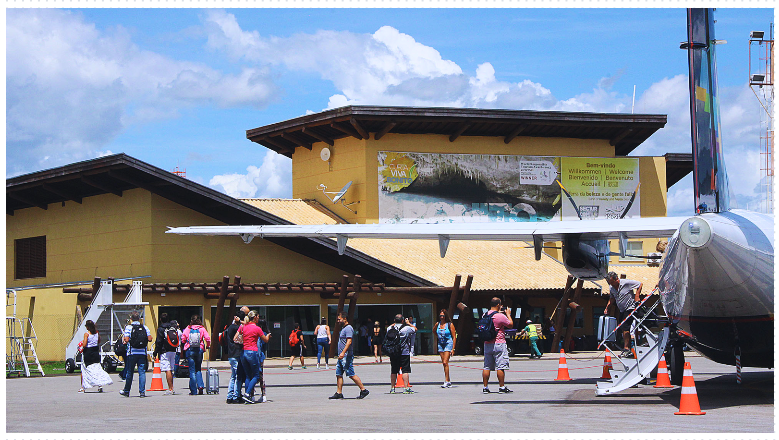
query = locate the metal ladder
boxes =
[6,290,45,377]
[596,294,669,395]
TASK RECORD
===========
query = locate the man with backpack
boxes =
[119,311,152,398]
[479,297,514,394]
[287,323,307,370]
[384,314,417,394]
[154,313,180,395]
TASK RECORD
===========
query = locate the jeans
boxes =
[122,354,147,395]
[241,350,261,396]
[186,348,204,394]
[174,352,180,376]
[227,357,243,400]
[118,355,127,379]
[316,338,330,364]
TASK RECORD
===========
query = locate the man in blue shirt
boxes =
[329,311,369,400]
[119,311,152,398]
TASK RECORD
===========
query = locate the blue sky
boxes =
[6,7,774,215]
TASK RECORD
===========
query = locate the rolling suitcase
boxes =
[205,357,219,394]
[597,316,617,343]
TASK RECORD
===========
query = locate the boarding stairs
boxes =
[596,292,669,395]
[6,290,45,377]
[65,280,148,364]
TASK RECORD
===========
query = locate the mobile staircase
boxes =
[595,290,670,395]
[6,290,45,377]
[64,280,148,373]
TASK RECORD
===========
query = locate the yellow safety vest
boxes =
[525,325,538,338]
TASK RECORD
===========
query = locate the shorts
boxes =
[437,337,453,353]
[618,309,635,331]
[390,354,411,375]
[293,343,303,357]
[335,354,355,377]
[159,351,177,372]
[483,342,509,371]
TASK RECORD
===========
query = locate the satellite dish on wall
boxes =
[318,181,359,213]
[320,147,331,162]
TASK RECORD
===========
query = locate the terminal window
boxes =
[619,241,644,262]
[15,236,46,280]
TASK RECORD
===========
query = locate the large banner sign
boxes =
[378,151,640,223]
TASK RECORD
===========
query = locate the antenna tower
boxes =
[749,24,774,213]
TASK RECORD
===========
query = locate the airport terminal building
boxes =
[6,106,691,361]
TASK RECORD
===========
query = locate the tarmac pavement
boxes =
[6,352,773,433]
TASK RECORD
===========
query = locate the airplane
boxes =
[167,9,774,385]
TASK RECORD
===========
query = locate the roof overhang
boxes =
[247,106,668,158]
[664,152,694,188]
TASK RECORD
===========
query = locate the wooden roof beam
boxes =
[610,128,634,146]
[350,118,370,139]
[280,132,312,150]
[42,183,82,204]
[261,136,295,154]
[374,121,397,140]
[7,191,48,210]
[331,122,363,140]
[301,127,334,146]
[504,124,527,144]
[81,176,122,197]
[449,123,472,142]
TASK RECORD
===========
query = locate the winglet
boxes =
[337,235,348,255]
[532,235,543,261]
[438,235,450,258]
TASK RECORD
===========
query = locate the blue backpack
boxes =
[476,311,498,342]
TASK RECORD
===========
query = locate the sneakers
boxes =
[259,395,267,403]
[139,393,146,398]
[316,364,321,370]
[357,389,370,399]
[483,387,491,394]
[324,364,329,370]
[164,390,172,396]
[389,387,397,394]
[440,381,452,388]
[170,389,176,395]
[119,390,129,397]
[498,386,513,394]
[98,387,103,393]
[288,366,293,370]
[328,392,344,400]
[302,366,307,369]
[402,388,415,394]
[198,387,204,395]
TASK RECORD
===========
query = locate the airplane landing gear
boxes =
[667,341,685,386]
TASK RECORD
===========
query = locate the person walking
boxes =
[288,323,307,370]
[315,317,331,370]
[153,313,180,395]
[520,319,543,359]
[386,314,417,394]
[481,297,513,394]
[78,320,112,393]
[170,320,183,378]
[239,311,270,403]
[604,272,643,357]
[329,311,369,400]
[372,321,384,363]
[119,311,152,398]
[225,310,245,404]
[182,315,211,395]
[435,310,457,388]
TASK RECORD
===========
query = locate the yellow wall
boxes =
[291,133,670,225]
[7,189,153,288]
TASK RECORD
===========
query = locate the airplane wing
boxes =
[166,216,687,257]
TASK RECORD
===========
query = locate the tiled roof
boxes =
[240,198,661,292]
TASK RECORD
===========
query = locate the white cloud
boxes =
[7,9,279,176]
[209,150,292,199]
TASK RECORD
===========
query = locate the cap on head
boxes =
[527,320,533,324]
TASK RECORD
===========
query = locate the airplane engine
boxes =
[561,236,610,281]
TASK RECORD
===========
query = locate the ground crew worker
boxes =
[520,320,542,359]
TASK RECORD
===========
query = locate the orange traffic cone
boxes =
[394,372,412,388]
[147,357,166,391]
[654,354,674,388]
[554,349,572,381]
[674,362,705,415]
[600,354,613,379]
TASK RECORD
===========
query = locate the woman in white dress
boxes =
[78,320,113,393]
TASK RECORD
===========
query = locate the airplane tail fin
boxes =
[683,8,731,214]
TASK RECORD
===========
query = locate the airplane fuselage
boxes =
[657,209,774,368]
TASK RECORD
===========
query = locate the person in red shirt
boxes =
[238,311,270,403]
[482,297,514,394]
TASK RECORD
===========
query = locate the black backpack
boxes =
[382,324,405,355]
[129,323,148,349]
[476,311,498,342]
[164,326,180,350]
[114,335,127,357]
